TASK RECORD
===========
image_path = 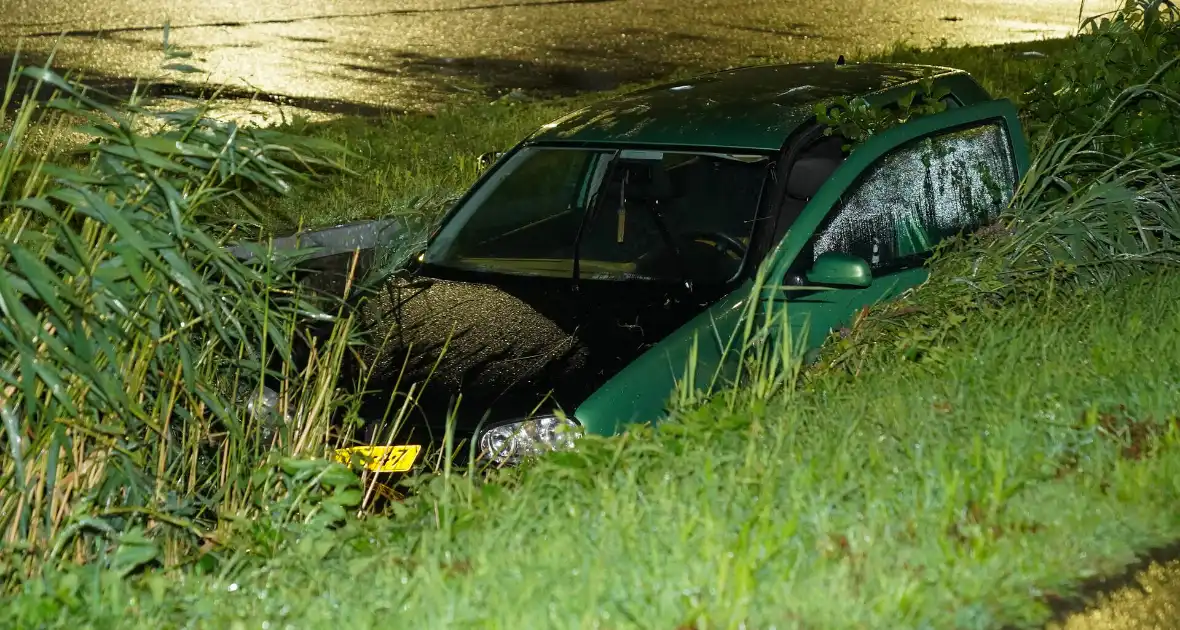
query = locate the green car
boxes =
[553,62,1028,432]
[265,60,1028,472]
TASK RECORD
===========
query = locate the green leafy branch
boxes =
[815,76,951,152]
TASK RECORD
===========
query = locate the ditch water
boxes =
[1,0,1119,121]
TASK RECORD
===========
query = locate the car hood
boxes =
[228,220,727,442]
[349,269,723,437]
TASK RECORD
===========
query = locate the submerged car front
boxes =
[323,142,775,475]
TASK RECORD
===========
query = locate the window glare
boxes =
[813,123,1016,267]
[426,146,770,282]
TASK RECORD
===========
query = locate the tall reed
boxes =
[0,54,369,582]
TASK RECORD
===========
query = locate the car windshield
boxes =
[424,147,770,283]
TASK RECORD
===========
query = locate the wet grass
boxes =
[250,36,1073,232]
[9,269,1180,629]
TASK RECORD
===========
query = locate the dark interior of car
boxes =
[437,146,773,289]
[597,157,765,283]
[773,135,847,247]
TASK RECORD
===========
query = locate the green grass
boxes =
[251,37,1073,233]
[0,54,365,582]
[9,270,1180,629]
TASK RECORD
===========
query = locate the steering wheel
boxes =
[679,230,748,261]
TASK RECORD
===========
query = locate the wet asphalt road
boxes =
[0,0,1118,118]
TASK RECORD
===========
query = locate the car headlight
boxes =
[246,385,291,425]
[477,414,582,466]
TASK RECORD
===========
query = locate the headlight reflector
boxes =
[478,415,582,465]
[246,385,290,425]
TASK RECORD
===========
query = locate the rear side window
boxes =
[808,121,1017,270]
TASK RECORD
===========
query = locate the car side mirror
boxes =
[800,251,872,288]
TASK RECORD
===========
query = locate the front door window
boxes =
[807,121,1018,270]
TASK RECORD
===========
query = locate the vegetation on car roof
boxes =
[526,62,975,150]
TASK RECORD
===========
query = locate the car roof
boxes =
[525,62,982,152]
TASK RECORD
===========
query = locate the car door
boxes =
[759,99,1030,365]
[573,99,1028,436]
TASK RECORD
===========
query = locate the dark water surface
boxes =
[0,0,1117,119]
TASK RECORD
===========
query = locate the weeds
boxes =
[9,272,1180,629]
[1023,0,1180,153]
[0,54,366,582]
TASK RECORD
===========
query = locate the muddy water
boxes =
[1,0,1121,118]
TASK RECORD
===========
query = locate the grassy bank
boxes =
[10,267,1180,629]
[4,1,1180,628]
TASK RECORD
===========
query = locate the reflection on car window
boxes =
[435,148,594,262]
[427,147,770,283]
[808,122,1016,270]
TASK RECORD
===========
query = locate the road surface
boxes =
[0,0,1118,117]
